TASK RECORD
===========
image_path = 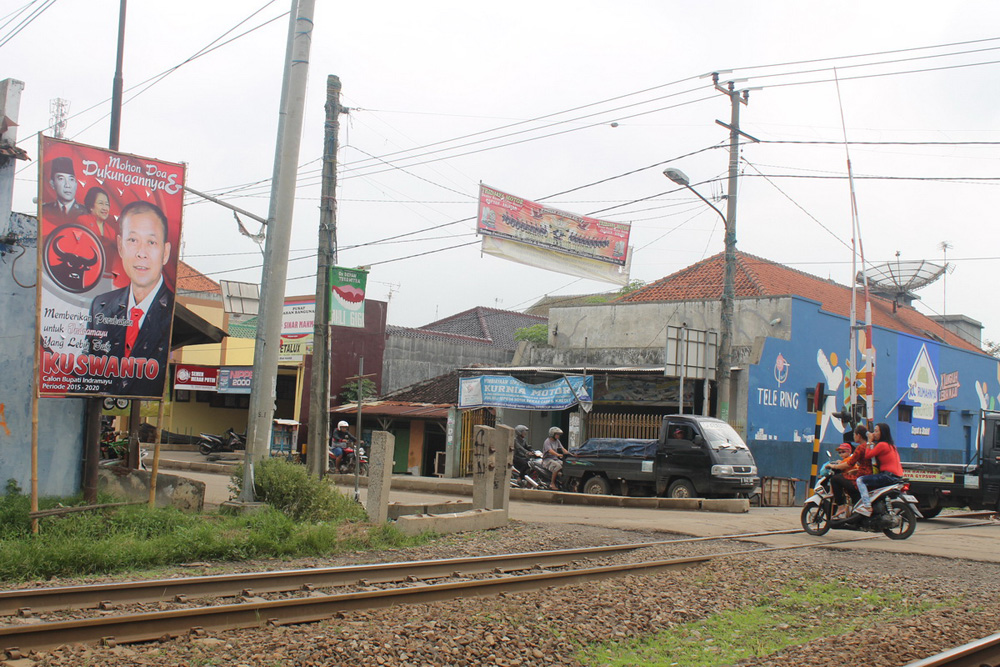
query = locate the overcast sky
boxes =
[7,1,1000,344]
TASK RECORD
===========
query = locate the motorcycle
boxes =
[518,451,563,491]
[198,428,247,456]
[800,461,922,540]
[330,442,369,476]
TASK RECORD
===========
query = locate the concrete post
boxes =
[471,425,493,509]
[365,430,394,523]
[0,78,25,232]
[444,407,460,478]
[493,424,514,512]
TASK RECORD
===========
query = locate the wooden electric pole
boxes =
[308,75,344,478]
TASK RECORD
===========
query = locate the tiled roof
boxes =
[525,292,619,317]
[418,307,547,350]
[177,261,221,295]
[228,315,258,339]
[386,324,496,347]
[619,251,983,354]
[381,369,464,404]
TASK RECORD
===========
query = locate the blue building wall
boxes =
[0,213,85,496]
[747,296,997,502]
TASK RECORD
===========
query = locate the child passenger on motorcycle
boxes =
[829,425,873,519]
[854,422,904,517]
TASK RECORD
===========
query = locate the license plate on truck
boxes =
[740,477,752,485]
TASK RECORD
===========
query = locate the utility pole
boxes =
[713,73,750,424]
[242,0,317,501]
[308,75,343,478]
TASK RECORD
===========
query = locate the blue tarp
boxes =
[570,438,657,459]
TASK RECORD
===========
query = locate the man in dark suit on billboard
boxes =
[41,156,88,228]
[88,200,174,397]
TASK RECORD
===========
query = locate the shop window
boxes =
[897,404,913,423]
[174,389,191,403]
[937,410,951,427]
[276,375,296,401]
[195,391,213,403]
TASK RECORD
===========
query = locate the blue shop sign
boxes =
[458,375,593,410]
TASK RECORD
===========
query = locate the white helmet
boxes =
[548,426,563,437]
[337,421,349,429]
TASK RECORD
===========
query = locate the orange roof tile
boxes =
[619,251,982,354]
[176,261,220,295]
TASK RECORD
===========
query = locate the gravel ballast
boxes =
[10,520,1000,667]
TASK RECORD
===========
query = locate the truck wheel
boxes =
[667,479,696,499]
[800,501,831,536]
[918,506,941,520]
[582,476,611,495]
[883,502,917,540]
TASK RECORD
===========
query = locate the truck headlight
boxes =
[711,465,734,476]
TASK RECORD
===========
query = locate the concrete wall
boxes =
[0,212,86,496]
[381,336,513,394]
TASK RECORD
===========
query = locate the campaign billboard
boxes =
[37,137,185,399]
[477,185,631,266]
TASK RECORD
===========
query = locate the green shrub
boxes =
[229,457,368,523]
[513,323,549,345]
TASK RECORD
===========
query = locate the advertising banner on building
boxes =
[282,297,314,336]
[217,366,253,394]
[37,137,185,399]
[477,185,631,283]
[174,364,218,392]
[329,266,368,328]
[458,375,594,411]
[279,334,313,363]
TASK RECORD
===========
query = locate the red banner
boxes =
[37,137,185,399]
[477,184,631,266]
[174,365,218,392]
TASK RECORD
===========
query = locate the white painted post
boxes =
[366,430,394,523]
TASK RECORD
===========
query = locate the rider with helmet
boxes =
[513,425,532,474]
[330,420,356,472]
[541,426,568,490]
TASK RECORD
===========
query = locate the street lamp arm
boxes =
[685,186,728,226]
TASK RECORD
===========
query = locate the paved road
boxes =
[158,458,1000,563]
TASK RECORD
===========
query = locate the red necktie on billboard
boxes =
[125,307,143,357]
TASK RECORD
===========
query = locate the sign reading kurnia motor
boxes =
[37,137,185,399]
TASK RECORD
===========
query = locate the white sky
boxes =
[6,1,1000,343]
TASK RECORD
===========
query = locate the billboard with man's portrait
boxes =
[36,137,185,399]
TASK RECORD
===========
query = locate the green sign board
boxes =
[329,266,368,328]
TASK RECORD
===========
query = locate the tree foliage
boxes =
[514,323,549,345]
[340,378,377,403]
[985,339,1000,359]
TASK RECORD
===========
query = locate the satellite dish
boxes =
[858,258,946,307]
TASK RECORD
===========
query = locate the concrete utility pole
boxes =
[308,75,343,478]
[242,0,317,500]
[714,73,749,424]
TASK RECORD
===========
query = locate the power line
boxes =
[0,0,58,49]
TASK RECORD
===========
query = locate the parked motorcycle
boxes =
[198,428,247,456]
[330,442,369,476]
[800,462,922,540]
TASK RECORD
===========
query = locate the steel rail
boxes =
[0,553,711,654]
[0,528,802,616]
[903,631,1000,667]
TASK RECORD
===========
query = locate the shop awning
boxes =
[170,303,227,350]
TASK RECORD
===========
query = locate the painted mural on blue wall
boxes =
[747,296,999,500]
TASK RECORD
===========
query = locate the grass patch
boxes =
[0,477,430,583]
[577,574,945,667]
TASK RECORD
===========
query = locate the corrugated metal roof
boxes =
[331,401,451,419]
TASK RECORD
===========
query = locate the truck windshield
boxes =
[700,421,750,450]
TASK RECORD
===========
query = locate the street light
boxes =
[663,167,735,422]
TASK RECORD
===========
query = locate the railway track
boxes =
[0,514,995,658]
[904,632,1000,667]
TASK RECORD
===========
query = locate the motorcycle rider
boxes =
[541,426,568,490]
[828,425,873,519]
[330,420,356,473]
[855,422,903,517]
[513,425,533,476]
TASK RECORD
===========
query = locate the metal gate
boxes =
[587,412,661,439]
[459,408,495,476]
